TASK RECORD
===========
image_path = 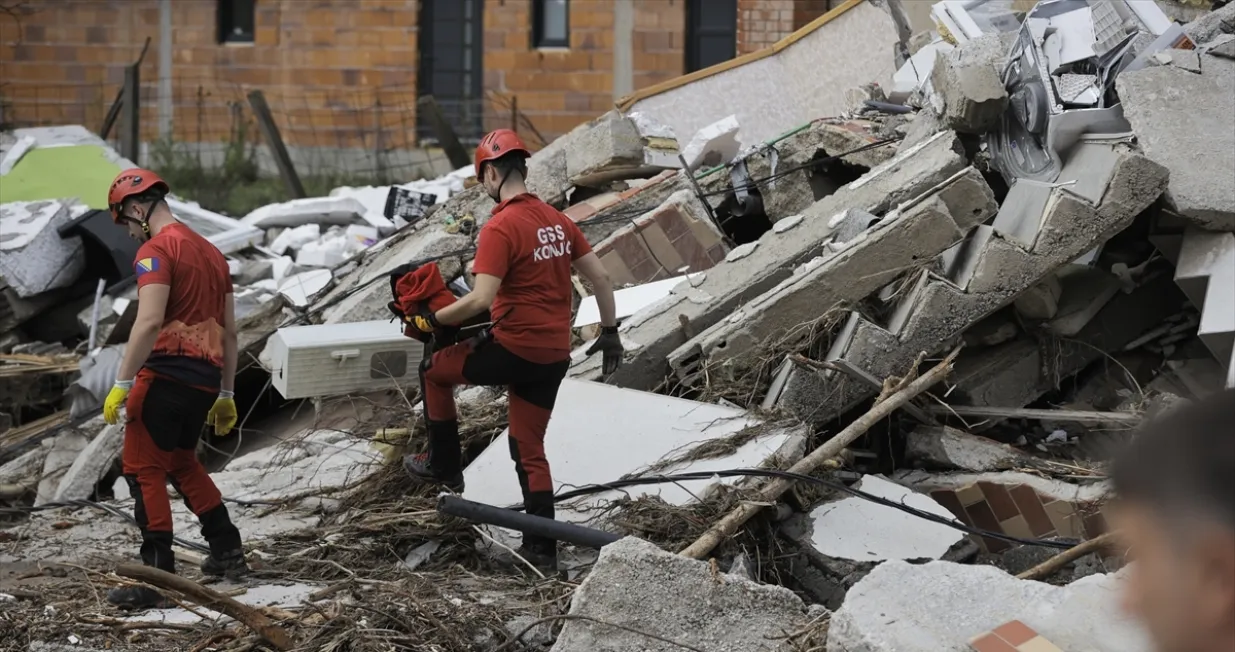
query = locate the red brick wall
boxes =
[737,0,842,55]
[484,0,685,140]
[1,0,842,149]
[0,0,421,149]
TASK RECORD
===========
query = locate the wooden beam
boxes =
[679,347,961,560]
[246,90,307,199]
[116,564,294,650]
[924,405,1142,425]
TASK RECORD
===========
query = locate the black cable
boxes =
[510,468,1079,550]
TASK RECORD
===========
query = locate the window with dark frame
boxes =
[217,0,256,45]
[532,0,569,48]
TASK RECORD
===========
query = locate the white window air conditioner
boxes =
[265,320,423,400]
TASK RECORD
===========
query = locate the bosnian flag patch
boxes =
[135,257,160,276]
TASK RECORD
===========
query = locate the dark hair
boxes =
[122,188,168,213]
[483,151,528,180]
[1112,388,1235,529]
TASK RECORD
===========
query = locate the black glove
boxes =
[411,306,441,335]
[586,326,624,374]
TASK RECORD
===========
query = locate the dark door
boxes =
[685,0,737,73]
[418,0,484,143]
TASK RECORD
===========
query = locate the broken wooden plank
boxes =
[116,564,294,650]
[0,410,70,448]
[924,405,1142,425]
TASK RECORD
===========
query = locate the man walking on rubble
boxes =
[101,169,249,609]
[403,128,624,572]
[1109,388,1235,652]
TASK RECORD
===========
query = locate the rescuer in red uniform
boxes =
[102,169,248,609]
[404,129,624,571]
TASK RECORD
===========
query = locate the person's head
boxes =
[474,129,531,202]
[1110,388,1235,652]
[107,168,173,242]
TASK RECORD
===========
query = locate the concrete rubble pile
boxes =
[3,2,1235,651]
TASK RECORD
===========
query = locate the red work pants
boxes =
[122,369,241,573]
[419,338,568,552]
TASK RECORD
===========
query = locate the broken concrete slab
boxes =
[681,114,742,171]
[1153,47,1203,73]
[318,227,471,325]
[1117,59,1235,231]
[946,273,1182,420]
[550,537,821,652]
[905,426,1026,472]
[769,144,1169,426]
[34,432,89,506]
[463,379,807,524]
[572,131,969,390]
[931,32,1017,134]
[0,443,49,486]
[574,274,701,328]
[1185,1,1235,45]
[746,120,897,221]
[830,208,882,245]
[828,561,1152,652]
[667,167,995,378]
[0,200,86,298]
[53,424,122,502]
[566,110,680,188]
[786,475,966,563]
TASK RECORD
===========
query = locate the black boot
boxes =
[517,491,558,573]
[107,585,172,610]
[201,548,249,579]
[197,504,248,578]
[404,419,465,491]
[403,452,465,492]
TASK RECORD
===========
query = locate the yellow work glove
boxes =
[207,391,238,436]
[103,380,133,425]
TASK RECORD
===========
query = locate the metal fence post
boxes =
[120,64,141,164]
[510,95,518,134]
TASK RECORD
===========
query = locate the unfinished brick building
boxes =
[0,0,845,153]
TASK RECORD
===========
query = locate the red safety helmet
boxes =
[108,168,170,224]
[474,129,531,178]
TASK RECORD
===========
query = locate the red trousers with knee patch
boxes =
[419,338,568,549]
[123,369,241,572]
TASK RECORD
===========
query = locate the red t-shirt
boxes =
[133,222,233,389]
[472,194,592,363]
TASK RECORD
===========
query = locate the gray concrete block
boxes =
[1118,62,1235,231]
[1186,1,1235,45]
[827,561,1152,652]
[669,191,969,375]
[319,227,472,325]
[769,149,1167,425]
[565,111,680,188]
[571,131,968,390]
[52,424,122,503]
[551,537,816,652]
[0,200,86,298]
[747,121,898,221]
[34,432,89,506]
[901,106,944,149]
[832,208,882,244]
[930,32,1016,134]
[905,426,1025,472]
